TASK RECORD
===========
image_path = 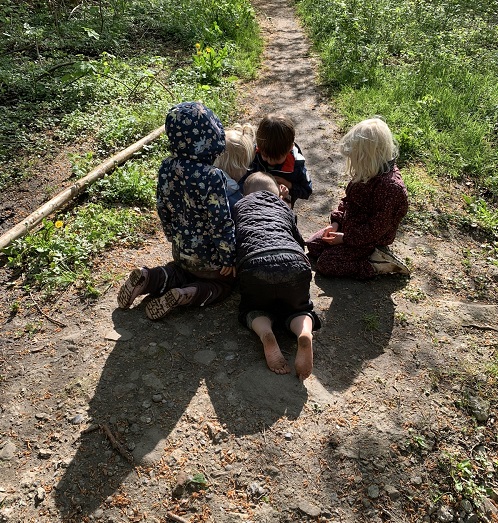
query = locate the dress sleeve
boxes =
[342,181,407,246]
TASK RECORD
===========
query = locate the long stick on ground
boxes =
[0,125,165,250]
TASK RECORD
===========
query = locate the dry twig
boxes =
[166,512,190,523]
[100,424,134,465]
[30,292,67,328]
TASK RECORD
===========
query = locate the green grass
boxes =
[0,0,262,297]
[3,203,153,297]
[296,0,498,234]
[0,0,261,188]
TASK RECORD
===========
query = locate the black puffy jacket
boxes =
[233,191,307,269]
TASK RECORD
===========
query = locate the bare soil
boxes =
[1,0,498,522]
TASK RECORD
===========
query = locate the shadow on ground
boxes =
[54,273,409,520]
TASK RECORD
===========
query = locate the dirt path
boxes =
[1,0,498,522]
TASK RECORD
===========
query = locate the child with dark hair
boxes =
[242,114,312,207]
[306,117,409,278]
[233,171,320,381]
[117,101,236,320]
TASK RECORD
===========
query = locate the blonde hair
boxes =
[243,171,280,196]
[339,118,398,183]
[214,123,256,182]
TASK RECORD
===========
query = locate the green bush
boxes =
[297,0,498,199]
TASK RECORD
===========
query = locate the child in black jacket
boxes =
[240,114,312,208]
[233,172,320,381]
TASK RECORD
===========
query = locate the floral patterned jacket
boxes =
[157,102,236,272]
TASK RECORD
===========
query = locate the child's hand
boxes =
[322,226,344,245]
[220,266,236,277]
[279,184,290,199]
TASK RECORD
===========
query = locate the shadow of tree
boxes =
[54,295,308,520]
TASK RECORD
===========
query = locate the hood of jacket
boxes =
[165,101,225,163]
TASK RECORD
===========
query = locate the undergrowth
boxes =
[0,0,262,296]
[296,0,498,237]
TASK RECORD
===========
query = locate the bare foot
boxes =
[261,332,290,374]
[295,333,313,381]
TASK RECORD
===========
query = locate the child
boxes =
[233,171,321,381]
[117,101,236,320]
[214,123,256,212]
[306,117,409,279]
[242,114,312,207]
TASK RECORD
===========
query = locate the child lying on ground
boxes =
[233,171,321,381]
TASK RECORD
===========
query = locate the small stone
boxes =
[38,449,52,459]
[437,505,454,522]
[70,414,85,425]
[152,394,163,403]
[0,441,16,461]
[298,500,321,518]
[367,484,380,499]
[467,395,490,422]
[35,412,49,420]
[284,432,293,441]
[411,476,423,486]
[35,487,46,502]
[104,327,133,342]
[385,485,401,500]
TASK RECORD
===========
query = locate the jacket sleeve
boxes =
[289,146,312,201]
[291,214,306,249]
[156,167,172,241]
[206,169,237,266]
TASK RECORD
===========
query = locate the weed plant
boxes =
[3,204,151,296]
[0,0,261,186]
[297,0,498,234]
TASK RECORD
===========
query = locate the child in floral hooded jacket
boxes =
[117,101,236,321]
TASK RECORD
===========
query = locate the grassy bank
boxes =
[296,0,498,235]
[0,0,262,295]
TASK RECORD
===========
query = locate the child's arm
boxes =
[156,179,173,241]
[206,170,237,268]
[288,145,312,201]
[342,182,408,246]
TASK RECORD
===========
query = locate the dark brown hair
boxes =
[256,114,295,158]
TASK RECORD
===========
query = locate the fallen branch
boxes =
[462,323,498,332]
[166,512,190,523]
[29,292,68,328]
[0,125,165,250]
[100,423,134,465]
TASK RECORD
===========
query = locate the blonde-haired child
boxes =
[214,123,256,211]
[306,117,410,278]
